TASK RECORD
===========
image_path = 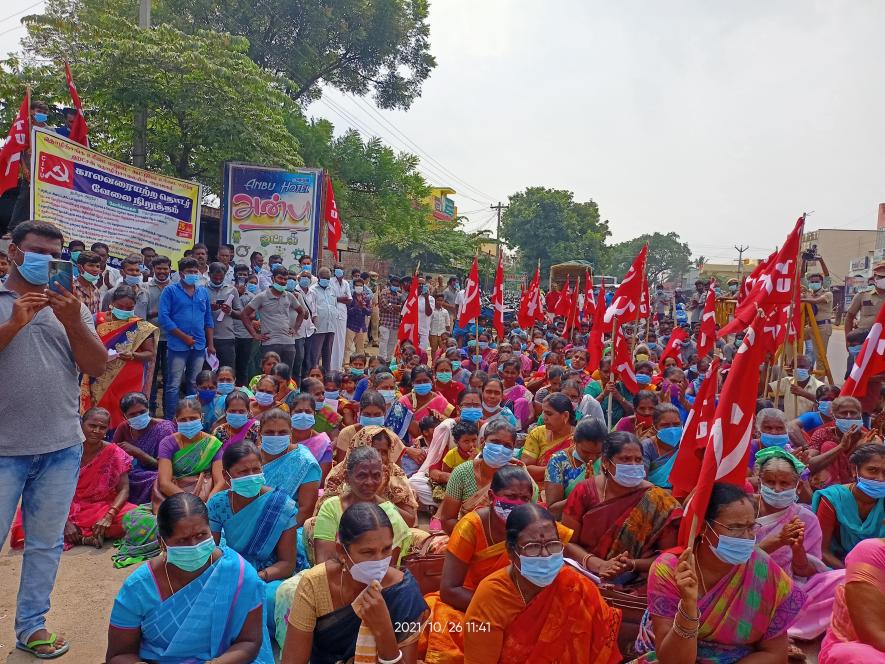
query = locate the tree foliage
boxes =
[152,0,436,110]
[500,187,611,279]
[606,232,692,282]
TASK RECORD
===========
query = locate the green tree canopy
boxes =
[606,232,692,283]
[152,0,436,109]
[499,187,611,279]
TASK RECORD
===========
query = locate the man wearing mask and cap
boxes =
[801,270,833,370]
[329,262,352,370]
[845,260,885,343]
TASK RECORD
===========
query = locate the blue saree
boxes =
[109,547,273,663]
[642,438,677,489]
[812,484,885,557]
[262,445,322,504]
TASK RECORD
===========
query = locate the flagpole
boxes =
[608,316,617,430]
[784,213,806,416]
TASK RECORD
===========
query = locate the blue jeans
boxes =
[165,347,205,419]
[0,444,82,644]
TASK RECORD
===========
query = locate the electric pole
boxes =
[491,201,508,265]
[734,244,749,280]
[133,0,151,168]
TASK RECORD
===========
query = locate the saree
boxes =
[151,434,223,512]
[502,383,533,429]
[113,419,176,505]
[401,392,456,424]
[80,314,159,429]
[820,537,885,664]
[464,566,621,664]
[263,444,322,502]
[635,549,804,663]
[212,419,260,453]
[109,547,274,663]
[313,402,342,434]
[643,439,677,489]
[756,502,843,640]
[564,480,681,562]
[112,505,160,568]
[298,432,333,465]
[812,484,885,558]
[545,449,596,499]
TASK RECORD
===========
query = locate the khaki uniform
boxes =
[847,289,885,334]
[803,290,833,368]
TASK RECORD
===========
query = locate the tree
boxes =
[606,232,692,283]
[499,187,611,279]
[15,7,303,194]
[152,0,436,110]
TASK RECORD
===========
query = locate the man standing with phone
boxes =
[0,221,107,659]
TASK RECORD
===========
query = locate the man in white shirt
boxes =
[309,267,339,372]
[90,242,120,296]
[429,295,451,357]
[293,270,316,383]
[404,276,435,352]
[329,263,352,370]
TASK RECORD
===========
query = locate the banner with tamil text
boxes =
[30,127,201,263]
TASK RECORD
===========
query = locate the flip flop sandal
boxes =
[15,633,70,659]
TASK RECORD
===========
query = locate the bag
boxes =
[401,532,448,595]
[600,585,647,661]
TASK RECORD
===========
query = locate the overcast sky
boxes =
[3,0,884,264]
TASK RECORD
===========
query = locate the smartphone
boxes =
[48,260,74,294]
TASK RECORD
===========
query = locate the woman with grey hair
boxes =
[749,407,792,469]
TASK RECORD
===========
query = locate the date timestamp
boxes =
[394,621,491,633]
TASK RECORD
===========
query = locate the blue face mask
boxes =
[636,374,652,386]
[318,278,330,288]
[325,390,340,401]
[760,432,790,448]
[794,368,810,381]
[111,307,135,320]
[299,277,310,288]
[360,415,386,427]
[613,463,646,487]
[216,381,235,395]
[378,389,396,404]
[34,112,48,123]
[413,382,433,396]
[123,274,141,286]
[451,360,461,371]
[657,426,683,447]
[177,419,203,438]
[835,418,864,433]
[436,371,452,383]
[818,401,833,417]
[183,273,200,286]
[350,368,365,377]
[472,354,483,364]
[688,364,698,374]
[314,400,325,411]
[261,434,290,455]
[848,345,863,355]
[165,536,216,572]
[760,484,798,509]
[334,268,344,278]
[254,391,275,406]
[518,551,564,587]
[70,250,81,263]
[291,412,316,431]
[286,279,297,291]
[230,472,265,498]
[479,341,489,350]
[709,530,756,565]
[197,388,216,403]
[226,412,249,429]
[128,412,151,431]
[390,285,399,293]
[460,407,483,423]
[272,282,287,292]
[14,250,52,285]
[81,270,100,284]
[482,442,513,468]
[856,477,885,499]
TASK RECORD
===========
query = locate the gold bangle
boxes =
[672,620,698,639]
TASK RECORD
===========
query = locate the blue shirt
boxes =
[158,282,214,351]
[796,411,824,432]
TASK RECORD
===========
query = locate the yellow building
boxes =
[426,186,458,223]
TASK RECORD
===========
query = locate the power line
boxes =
[0,1,43,26]
[0,22,27,38]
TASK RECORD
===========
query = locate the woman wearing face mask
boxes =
[107,493,273,664]
[463,504,621,664]
[286,393,334,478]
[445,347,471,387]
[251,374,289,418]
[791,384,839,437]
[194,369,221,430]
[438,420,536,534]
[80,286,158,430]
[299,376,343,437]
[807,396,882,488]
[544,417,607,519]
[212,389,261,452]
[153,396,225,510]
[635,483,802,664]
[401,365,455,440]
[521,394,576,482]
[113,391,175,505]
[211,365,254,425]
[586,358,635,427]
[497,359,533,430]
[479,376,519,429]
[754,447,844,644]
[642,403,684,489]
[813,443,885,569]
[748,408,794,469]
[336,389,394,463]
[423,466,570,663]
[258,407,322,521]
[323,426,419,527]
[433,357,465,410]
[562,432,680,585]
[207,442,299,636]
[615,390,660,441]
[281,502,428,664]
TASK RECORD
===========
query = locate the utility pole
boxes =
[491,201,508,265]
[734,244,749,280]
[133,0,151,168]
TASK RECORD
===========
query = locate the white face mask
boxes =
[346,550,391,586]
[876,277,885,290]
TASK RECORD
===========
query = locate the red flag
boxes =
[586,282,607,373]
[397,271,420,347]
[492,251,505,340]
[659,328,688,368]
[554,275,571,318]
[670,358,720,499]
[563,278,581,337]
[841,303,885,398]
[679,313,769,545]
[324,173,342,259]
[612,324,639,394]
[64,61,88,146]
[518,264,544,329]
[604,244,648,324]
[0,92,30,197]
[739,253,772,302]
[458,257,481,328]
[696,281,718,358]
[582,269,595,321]
[639,277,650,320]
[718,217,804,338]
